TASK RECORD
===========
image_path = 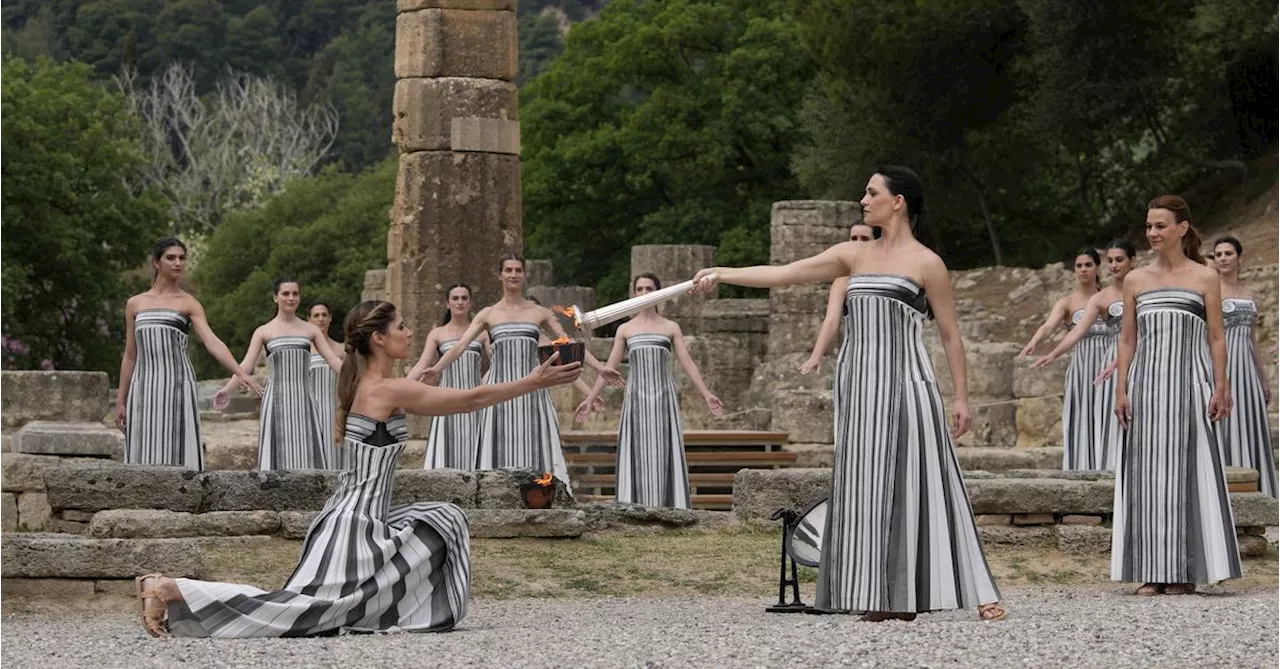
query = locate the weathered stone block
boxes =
[702,299,770,334]
[17,492,51,530]
[1,492,16,531]
[1012,512,1054,526]
[47,518,89,534]
[931,341,1019,398]
[89,509,281,539]
[766,313,828,358]
[399,0,515,10]
[770,389,832,444]
[974,514,1011,526]
[395,9,517,80]
[1230,492,1278,527]
[1005,469,1114,481]
[954,399,1017,449]
[967,478,1115,515]
[465,508,585,538]
[203,439,257,471]
[391,468,479,508]
[526,259,554,287]
[1056,525,1112,554]
[451,116,520,154]
[1237,534,1269,558]
[1013,356,1069,399]
[769,201,860,265]
[363,268,389,302]
[1,371,109,427]
[279,511,319,539]
[976,525,1055,548]
[579,503,736,534]
[200,470,339,512]
[1,534,203,579]
[732,468,829,523]
[0,577,95,601]
[1015,395,1063,447]
[13,422,123,459]
[1238,525,1266,536]
[955,447,1064,472]
[393,77,517,152]
[2,452,77,492]
[1061,514,1104,525]
[45,463,203,513]
[785,443,835,468]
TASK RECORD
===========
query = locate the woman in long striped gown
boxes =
[419,254,623,485]
[693,166,1005,622]
[1111,196,1240,596]
[307,302,345,467]
[116,238,262,468]
[1032,239,1137,470]
[215,278,343,471]
[575,273,723,508]
[135,300,583,638]
[1212,236,1275,497]
[1018,248,1103,467]
[408,285,490,469]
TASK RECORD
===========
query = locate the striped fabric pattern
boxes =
[424,339,484,470]
[168,413,470,637]
[474,323,570,486]
[307,353,347,469]
[1218,298,1276,497]
[615,333,690,508]
[1062,305,1120,470]
[125,309,203,468]
[259,337,328,471]
[816,274,1000,613]
[1111,289,1241,584]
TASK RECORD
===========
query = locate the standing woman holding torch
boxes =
[692,166,1003,622]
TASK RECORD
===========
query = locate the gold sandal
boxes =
[135,573,169,638]
[978,603,1007,621]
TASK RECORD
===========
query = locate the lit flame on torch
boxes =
[534,472,554,487]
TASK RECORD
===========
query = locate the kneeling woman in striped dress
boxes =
[1111,196,1240,596]
[135,300,583,638]
[693,166,1004,622]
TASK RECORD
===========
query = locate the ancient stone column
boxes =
[389,0,522,354]
[767,201,861,356]
[630,245,717,334]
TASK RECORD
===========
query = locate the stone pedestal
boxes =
[629,245,717,334]
[389,0,522,437]
[767,201,860,357]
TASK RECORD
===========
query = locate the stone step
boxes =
[731,468,1279,528]
[42,463,573,514]
[13,421,122,459]
[0,533,269,579]
[1,371,109,428]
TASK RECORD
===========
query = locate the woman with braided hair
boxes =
[134,300,582,638]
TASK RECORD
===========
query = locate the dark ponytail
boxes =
[336,300,397,442]
[150,237,187,282]
[874,165,934,318]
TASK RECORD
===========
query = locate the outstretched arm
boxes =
[385,356,581,416]
[800,277,849,374]
[693,243,855,291]
[407,330,442,381]
[1031,296,1103,368]
[311,325,343,371]
[214,326,266,408]
[1019,297,1068,358]
[672,325,723,416]
[575,333,627,423]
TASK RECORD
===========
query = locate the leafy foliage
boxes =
[522,0,814,302]
[190,158,395,377]
[1,57,168,373]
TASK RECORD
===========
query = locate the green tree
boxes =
[192,158,395,377]
[517,11,565,85]
[1,57,168,373]
[522,0,815,302]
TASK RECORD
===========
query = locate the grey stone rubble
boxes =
[1,590,1275,669]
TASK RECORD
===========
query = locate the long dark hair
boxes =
[335,300,398,442]
[441,284,471,325]
[1147,195,1204,264]
[1105,238,1136,259]
[150,237,187,282]
[874,165,928,238]
[1073,247,1102,289]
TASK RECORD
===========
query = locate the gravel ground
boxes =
[2,588,1275,668]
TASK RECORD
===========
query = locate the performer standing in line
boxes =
[215,278,342,471]
[307,302,345,465]
[408,284,491,469]
[418,254,623,483]
[1030,240,1136,470]
[798,223,876,375]
[117,238,263,468]
[574,273,724,509]
[1211,235,1275,497]
[1111,196,1240,595]
[692,166,1004,622]
[1018,249,1105,467]
[135,300,583,638]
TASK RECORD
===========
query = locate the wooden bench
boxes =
[562,430,794,510]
